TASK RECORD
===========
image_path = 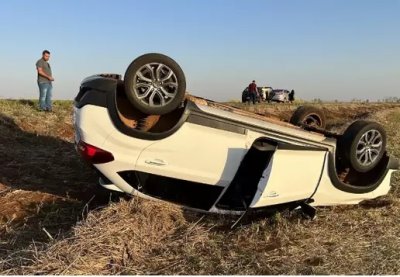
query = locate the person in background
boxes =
[36,50,54,111]
[289,89,295,103]
[248,80,257,104]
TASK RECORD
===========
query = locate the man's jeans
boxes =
[249,93,256,104]
[38,82,52,110]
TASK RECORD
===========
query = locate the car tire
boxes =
[124,53,186,115]
[290,106,326,129]
[338,120,386,173]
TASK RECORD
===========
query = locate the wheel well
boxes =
[115,83,186,133]
[329,151,392,193]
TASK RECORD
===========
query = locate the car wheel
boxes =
[290,106,326,129]
[339,120,386,173]
[124,53,186,115]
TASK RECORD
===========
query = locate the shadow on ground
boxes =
[0,113,126,259]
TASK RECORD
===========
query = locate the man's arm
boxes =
[37,67,54,81]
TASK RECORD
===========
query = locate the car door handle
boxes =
[145,159,167,166]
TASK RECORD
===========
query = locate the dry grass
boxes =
[0,99,400,274]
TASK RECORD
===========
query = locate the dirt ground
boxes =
[0,100,400,274]
[0,101,122,258]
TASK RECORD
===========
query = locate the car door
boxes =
[135,122,248,187]
[250,148,327,207]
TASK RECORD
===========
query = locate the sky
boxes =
[0,0,399,102]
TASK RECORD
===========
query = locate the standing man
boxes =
[289,89,295,103]
[36,50,54,111]
[248,80,258,104]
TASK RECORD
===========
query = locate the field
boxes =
[1,99,400,274]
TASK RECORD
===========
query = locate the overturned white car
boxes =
[74,53,399,217]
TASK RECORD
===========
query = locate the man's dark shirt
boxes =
[36,58,52,83]
[249,83,257,94]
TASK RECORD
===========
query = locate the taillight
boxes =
[77,141,114,164]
